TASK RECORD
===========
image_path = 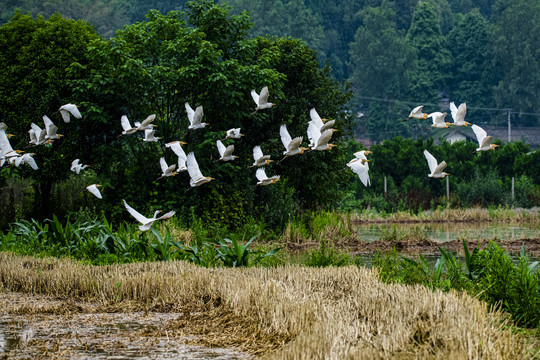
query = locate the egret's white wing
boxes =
[258,86,269,105]
[480,136,493,149]
[166,141,186,158]
[251,90,260,105]
[123,199,150,224]
[309,108,324,129]
[409,105,424,117]
[280,125,292,149]
[216,140,226,157]
[456,103,467,122]
[307,122,320,147]
[253,146,263,161]
[159,157,169,173]
[433,161,447,175]
[192,106,204,126]
[317,129,333,147]
[320,119,336,133]
[350,161,370,187]
[288,137,303,152]
[87,185,102,199]
[449,102,458,122]
[256,168,268,181]
[140,114,156,127]
[185,102,195,124]
[144,129,156,141]
[156,210,176,221]
[30,123,46,143]
[59,104,81,122]
[353,151,367,160]
[0,130,14,155]
[42,115,54,130]
[423,150,438,174]
[71,159,80,171]
[121,115,133,132]
[223,144,235,157]
[186,152,204,181]
[25,156,38,170]
[471,124,487,146]
[14,156,23,167]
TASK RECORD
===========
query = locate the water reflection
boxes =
[355,222,540,244]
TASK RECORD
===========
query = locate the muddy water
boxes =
[0,311,251,359]
[355,222,540,243]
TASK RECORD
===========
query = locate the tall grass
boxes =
[0,253,533,358]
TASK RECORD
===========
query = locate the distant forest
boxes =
[2,0,539,140]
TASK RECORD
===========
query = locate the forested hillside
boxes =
[1,0,539,141]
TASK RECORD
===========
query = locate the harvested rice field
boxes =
[0,253,536,359]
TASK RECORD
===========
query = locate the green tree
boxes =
[0,12,100,219]
[407,1,452,102]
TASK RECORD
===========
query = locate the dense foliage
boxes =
[2,0,539,137]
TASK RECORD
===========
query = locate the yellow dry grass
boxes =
[0,252,535,359]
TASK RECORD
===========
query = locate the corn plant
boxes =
[215,234,280,267]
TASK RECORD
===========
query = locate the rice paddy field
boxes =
[0,207,539,358]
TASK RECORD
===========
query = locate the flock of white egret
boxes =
[0,86,499,230]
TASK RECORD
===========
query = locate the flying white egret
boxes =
[279,124,309,162]
[86,184,102,199]
[256,168,280,186]
[251,86,275,114]
[158,157,178,180]
[186,103,208,129]
[135,114,157,131]
[42,115,63,140]
[71,159,90,174]
[347,150,372,167]
[58,104,82,123]
[186,152,214,187]
[347,158,370,187]
[123,199,175,231]
[216,140,238,161]
[165,141,188,172]
[250,146,273,167]
[0,124,24,160]
[402,105,428,121]
[424,150,449,178]
[142,129,161,142]
[307,122,337,151]
[449,102,470,126]
[14,153,38,170]
[223,128,244,140]
[309,108,336,133]
[471,124,499,152]
[428,112,450,128]
[28,123,48,146]
[120,115,137,135]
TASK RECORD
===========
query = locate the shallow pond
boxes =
[355,222,540,243]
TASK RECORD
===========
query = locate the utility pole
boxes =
[507,109,512,143]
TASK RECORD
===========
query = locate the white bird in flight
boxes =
[0,123,24,160]
[135,114,157,131]
[347,150,372,168]
[186,152,214,187]
[14,153,38,170]
[120,115,137,135]
[471,125,499,152]
[250,146,273,167]
[58,104,82,123]
[158,157,178,180]
[28,123,48,146]
[428,112,449,128]
[279,124,309,161]
[251,86,275,114]
[256,168,280,186]
[403,105,428,122]
[142,129,161,142]
[224,128,244,140]
[71,159,90,174]
[186,103,208,129]
[165,141,188,172]
[123,199,175,231]
[307,123,337,151]
[347,158,370,187]
[86,184,102,199]
[42,115,63,141]
[309,108,335,133]
[216,140,238,161]
[424,150,449,178]
[449,102,470,126]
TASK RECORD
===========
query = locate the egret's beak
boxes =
[96,184,101,187]
[241,134,245,136]
[180,141,187,145]
[365,151,373,155]
[7,134,15,139]
[321,118,328,123]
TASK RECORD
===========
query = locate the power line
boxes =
[355,95,540,116]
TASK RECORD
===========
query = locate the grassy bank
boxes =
[0,252,535,359]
